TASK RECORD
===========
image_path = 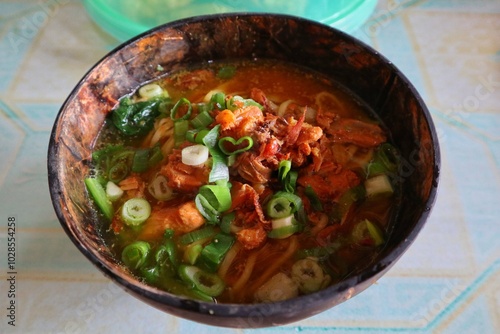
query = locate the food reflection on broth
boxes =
[86,60,401,303]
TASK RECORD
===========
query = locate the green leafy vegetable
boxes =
[112,96,166,136]
[85,177,114,220]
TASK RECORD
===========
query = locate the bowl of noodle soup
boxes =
[48,13,439,328]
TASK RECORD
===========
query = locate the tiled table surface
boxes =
[0,0,499,333]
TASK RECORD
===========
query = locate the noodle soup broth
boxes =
[87,59,401,304]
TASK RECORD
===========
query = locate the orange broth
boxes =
[90,60,401,303]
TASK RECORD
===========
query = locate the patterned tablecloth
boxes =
[0,0,499,333]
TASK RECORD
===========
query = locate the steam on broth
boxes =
[86,60,401,303]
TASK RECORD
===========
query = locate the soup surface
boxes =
[87,60,401,303]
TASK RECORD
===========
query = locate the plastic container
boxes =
[83,0,377,42]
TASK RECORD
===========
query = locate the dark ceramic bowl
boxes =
[48,13,440,328]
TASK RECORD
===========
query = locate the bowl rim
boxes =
[48,12,440,326]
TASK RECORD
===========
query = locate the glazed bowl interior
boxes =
[48,13,439,328]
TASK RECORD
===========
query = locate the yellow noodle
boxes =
[232,251,257,293]
[218,242,241,280]
[161,136,175,157]
[250,236,298,291]
[150,118,174,146]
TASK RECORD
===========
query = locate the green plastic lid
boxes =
[83,0,377,42]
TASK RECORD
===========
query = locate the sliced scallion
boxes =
[121,241,151,270]
[202,125,229,183]
[198,184,232,213]
[266,191,302,219]
[305,185,323,211]
[106,181,124,202]
[217,136,254,156]
[198,233,235,272]
[179,226,217,245]
[174,119,189,146]
[268,215,299,239]
[181,144,209,166]
[364,174,393,197]
[138,83,164,99]
[178,265,225,297]
[147,174,173,201]
[184,244,203,265]
[170,97,192,122]
[121,198,151,226]
[209,92,226,110]
[191,110,214,129]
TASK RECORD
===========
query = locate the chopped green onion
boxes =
[364,174,394,197]
[185,129,198,143]
[278,160,291,182]
[296,245,339,260]
[366,220,385,246]
[92,145,135,183]
[209,92,226,110]
[267,225,300,239]
[202,125,229,183]
[191,110,214,129]
[199,184,232,212]
[266,191,302,219]
[195,193,219,223]
[106,181,124,202]
[351,219,385,246]
[163,228,175,240]
[334,185,366,220]
[278,160,297,193]
[217,66,236,79]
[198,233,235,272]
[195,128,210,144]
[305,185,323,211]
[226,95,263,111]
[178,265,225,297]
[285,171,298,193]
[179,226,218,245]
[366,143,400,177]
[156,240,178,268]
[186,128,210,144]
[147,174,174,201]
[121,198,151,226]
[132,144,163,173]
[220,212,235,234]
[181,144,209,166]
[140,265,161,283]
[291,258,329,293]
[268,215,299,239]
[184,244,203,265]
[217,136,254,155]
[378,143,400,171]
[121,241,151,270]
[138,83,164,99]
[108,162,129,183]
[366,161,387,177]
[131,148,149,173]
[170,97,192,122]
[85,178,114,221]
[196,102,211,114]
[174,119,189,146]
